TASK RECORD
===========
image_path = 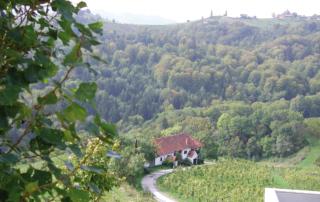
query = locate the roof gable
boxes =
[155,133,203,156]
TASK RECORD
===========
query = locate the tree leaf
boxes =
[99,123,116,136]
[64,42,80,63]
[37,93,58,105]
[25,181,38,193]
[7,29,22,42]
[68,144,84,158]
[32,170,52,187]
[64,160,74,172]
[48,164,62,176]
[57,8,74,22]
[69,187,89,202]
[7,187,21,201]
[61,87,74,100]
[5,49,22,58]
[0,153,18,163]
[30,136,53,153]
[106,149,123,159]
[88,183,101,195]
[48,28,58,40]
[46,63,59,77]
[94,113,101,125]
[0,84,22,105]
[80,165,102,173]
[88,67,101,76]
[74,82,97,102]
[85,123,99,137]
[40,128,64,144]
[89,55,108,64]
[76,1,87,10]
[64,102,87,122]
[62,62,89,68]
[0,106,8,128]
[40,154,53,164]
[58,31,70,45]
[63,130,75,143]
[88,21,103,30]
[25,64,44,83]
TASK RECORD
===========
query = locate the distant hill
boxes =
[92,10,178,25]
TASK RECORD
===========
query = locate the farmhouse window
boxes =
[184,150,187,154]
[160,157,162,161]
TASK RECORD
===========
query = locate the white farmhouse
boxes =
[151,133,203,167]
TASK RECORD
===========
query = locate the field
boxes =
[157,137,320,202]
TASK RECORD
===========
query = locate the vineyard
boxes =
[157,158,320,202]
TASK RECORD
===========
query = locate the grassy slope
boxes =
[270,172,291,189]
[295,136,320,168]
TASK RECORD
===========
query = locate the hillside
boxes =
[23,11,320,162]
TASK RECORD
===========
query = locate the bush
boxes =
[163,157,174,167]
[198,152,206,164]
[184,158,193,166]
[143,167,150,174]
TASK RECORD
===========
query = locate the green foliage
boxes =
[304,118,320,139]
[69,138,121,201]
[184,158,192,166]
[0,1,122,201]
[162,157,174,167]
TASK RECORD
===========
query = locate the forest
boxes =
[25,10,320,161]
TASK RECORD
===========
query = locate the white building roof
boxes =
[265,188,320,202]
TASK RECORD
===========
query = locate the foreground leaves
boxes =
[0,0,120,201]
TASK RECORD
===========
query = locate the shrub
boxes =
[163,157,174,167]
[184,158,193,166]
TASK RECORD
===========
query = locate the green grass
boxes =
[101,182,155,202]
[295,136,320,168]
[271,172,291,189]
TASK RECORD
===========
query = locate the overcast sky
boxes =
[74,0,320,22]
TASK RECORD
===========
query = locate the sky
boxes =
[73,0,320,22]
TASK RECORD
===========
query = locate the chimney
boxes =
[152,137,155,140]
[186,138,189,145]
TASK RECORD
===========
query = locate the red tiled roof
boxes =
[187,150,196,158]
[155,133,203,156]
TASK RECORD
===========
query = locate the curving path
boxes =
[141,162,213,202]
[141,169,177,202]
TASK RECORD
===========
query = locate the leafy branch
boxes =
[19,143,98,201]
